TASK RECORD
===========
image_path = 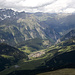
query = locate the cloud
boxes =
[17,0,55,7]
[0,0,75,13]
[63,8,75,13]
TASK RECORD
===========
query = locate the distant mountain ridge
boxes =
[60,29,75,41]
[0,9,75,46]
[0,9,60,46]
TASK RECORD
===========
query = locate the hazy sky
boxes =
[0,0,75,13]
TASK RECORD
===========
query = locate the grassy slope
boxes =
[0,43,28,71]
[37,68,75,75]
[0,38,75,75]
[17,38,51,54]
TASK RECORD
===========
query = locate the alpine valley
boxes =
[0,9,75,75]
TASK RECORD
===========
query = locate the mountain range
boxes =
[0,9,75,46]
[0,9,75,75]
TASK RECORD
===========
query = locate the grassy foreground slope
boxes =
[37,68,75,75]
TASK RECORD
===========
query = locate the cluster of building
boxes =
[28,51,45,59]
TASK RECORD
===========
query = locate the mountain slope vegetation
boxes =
[17,38,51,54]
[0,38,75,75]
[0,43,28,71]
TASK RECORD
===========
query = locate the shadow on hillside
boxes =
[8,66,75,75]
[8,50,75,75]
